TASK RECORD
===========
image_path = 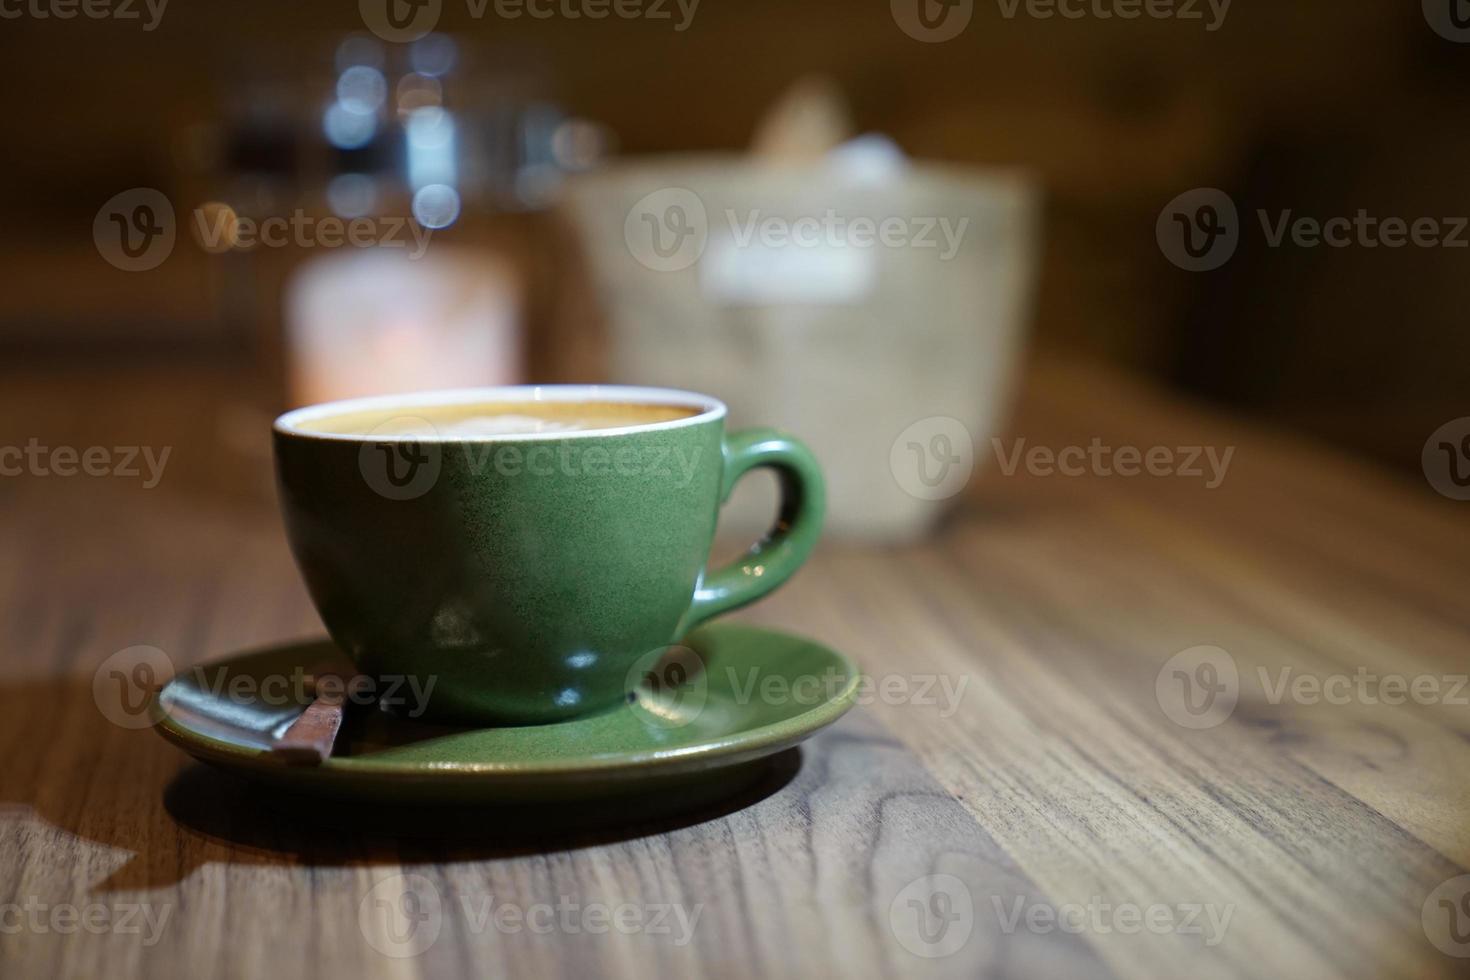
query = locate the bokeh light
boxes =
[411,184,461,229]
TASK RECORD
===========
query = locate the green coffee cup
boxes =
[273,385,824,725]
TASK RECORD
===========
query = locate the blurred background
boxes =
[1,0,1465,532]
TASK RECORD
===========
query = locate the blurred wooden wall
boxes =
[1,0,1463,469]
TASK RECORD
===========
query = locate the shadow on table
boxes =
[73,752,801,891]
[161,747,801,859]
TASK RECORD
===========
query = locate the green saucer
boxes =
[151,624,858,805]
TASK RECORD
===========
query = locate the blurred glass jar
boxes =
[175,32,612,405]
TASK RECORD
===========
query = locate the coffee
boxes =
[297,400,701,438]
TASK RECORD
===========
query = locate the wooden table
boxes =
[2,360,1467,980]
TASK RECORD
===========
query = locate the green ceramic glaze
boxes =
[150,624,859,805]
[273,386,825,725]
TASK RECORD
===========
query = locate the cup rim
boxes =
[274,384,727,443]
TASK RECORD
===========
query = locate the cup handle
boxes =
[678,428,825,636]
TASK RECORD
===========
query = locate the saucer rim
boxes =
[149,624,860,783]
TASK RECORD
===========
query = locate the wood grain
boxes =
[0,360,1466,979]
